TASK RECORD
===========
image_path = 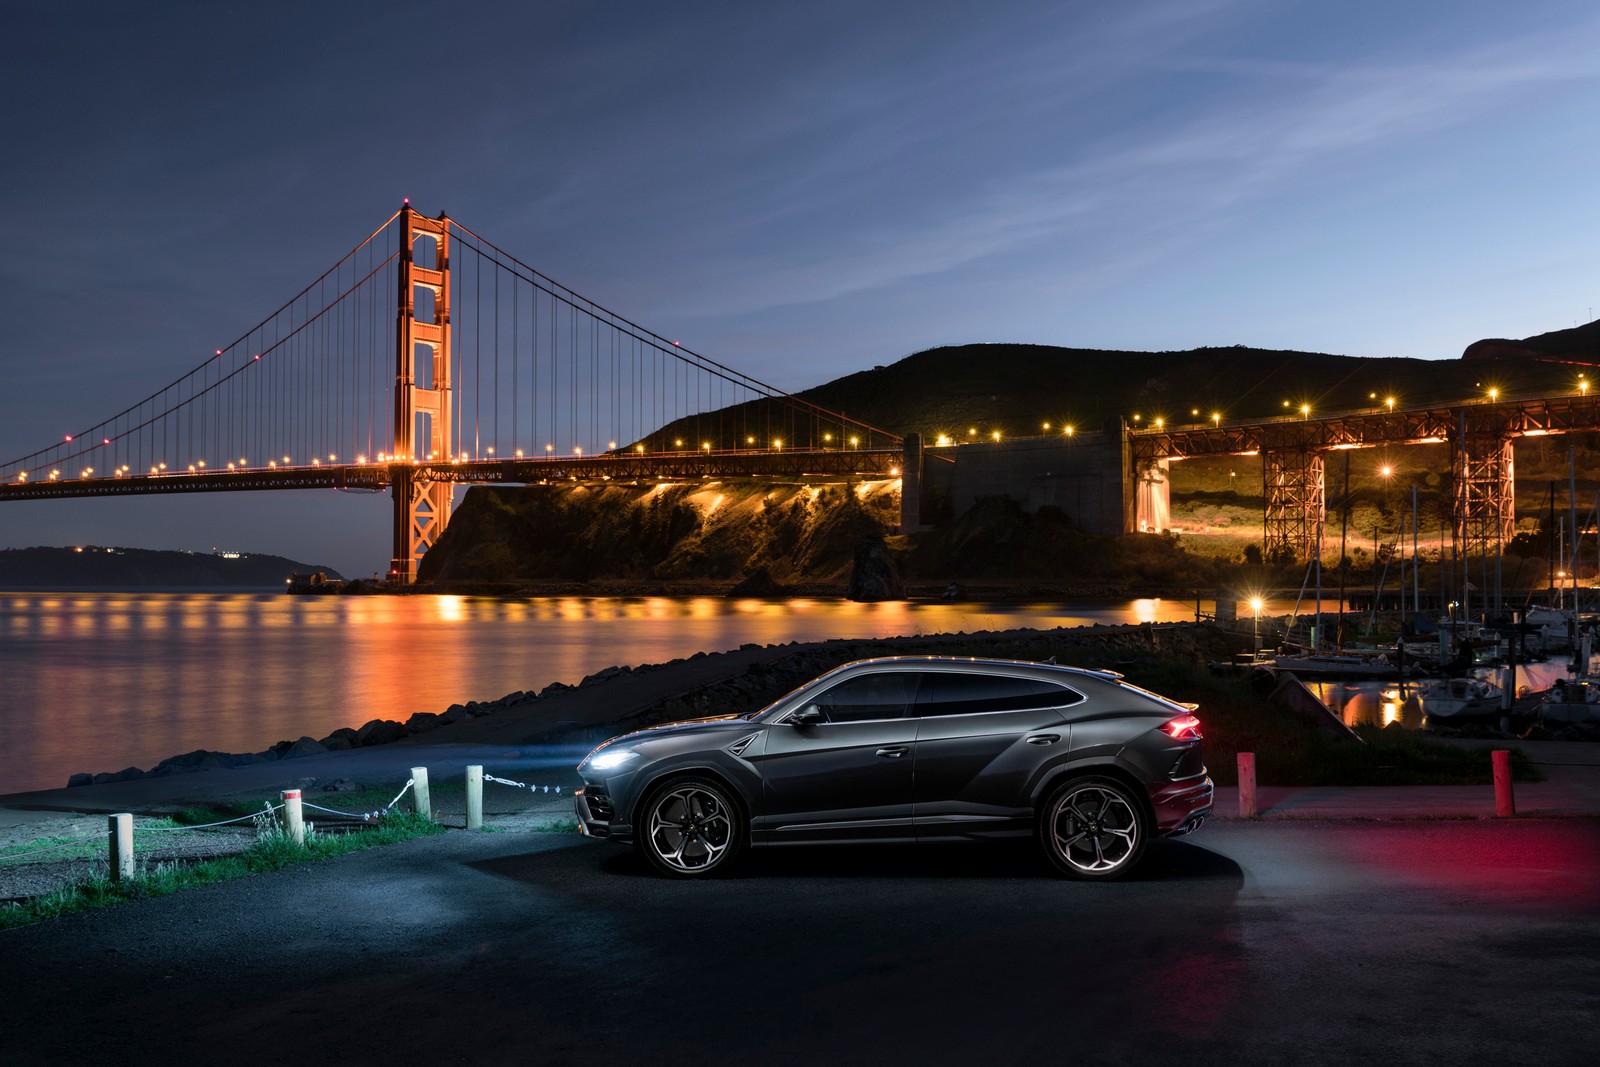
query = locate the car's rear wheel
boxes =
[1038,776,1147,880]
[637,776,743,878]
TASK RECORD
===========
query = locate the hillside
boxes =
[419,481,900,589]
[419,480,1225,596]
[0,546,344,588]
[642,342,1584,449]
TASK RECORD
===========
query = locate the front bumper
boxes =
[574,785,633,844]
[1151,774,1214,837]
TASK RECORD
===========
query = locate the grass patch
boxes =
[0,807,445,931]
[166,802,260,827]
[1120,660,1544,787]
[1,833,97,860]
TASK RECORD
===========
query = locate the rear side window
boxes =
[812,672,919,723]
[914,673,1082,717]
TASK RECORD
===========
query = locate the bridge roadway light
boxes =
[1581,377,1590,397]
[1212,413,1222,426]
[1154,418,1164,431]
[1299,404,1310,418]
[1488,387,1499,402]
[850,436,859,448]
[1064,425,1075,437]
[636,444,646,453]
[1386,396,1396,411]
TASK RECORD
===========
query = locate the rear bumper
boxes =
[1151,775,1213,837]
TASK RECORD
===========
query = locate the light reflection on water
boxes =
[0,591,1209,795]
[1307,659,1575,729]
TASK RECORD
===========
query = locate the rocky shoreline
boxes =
[65,621,1224,790]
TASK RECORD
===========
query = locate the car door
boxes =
[911,671,1080,840]
[751,669,921,844]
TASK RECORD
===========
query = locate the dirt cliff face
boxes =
[417,479,900,586]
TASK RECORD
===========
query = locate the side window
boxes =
[914,673,1082,717]
[812,672,918,723]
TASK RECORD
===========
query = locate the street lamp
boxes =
[1249,597,1264,654]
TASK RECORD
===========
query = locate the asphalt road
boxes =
[3,819,1596,1066]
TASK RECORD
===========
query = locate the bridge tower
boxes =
[390,207,453,582]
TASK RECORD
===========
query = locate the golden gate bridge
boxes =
[0,205,902,581]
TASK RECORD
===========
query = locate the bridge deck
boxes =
[0,448,903,501]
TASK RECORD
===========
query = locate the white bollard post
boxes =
[281,789,305,845]
[466,765,483,831]
[411,766,431,821]
[108,813,134,881]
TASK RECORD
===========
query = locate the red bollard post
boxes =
[1492,749,1515,817]
[1237,752,1257,817]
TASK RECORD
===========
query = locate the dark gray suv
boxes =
[574,656,1213,879]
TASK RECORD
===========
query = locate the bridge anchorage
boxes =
[0,204,902,581]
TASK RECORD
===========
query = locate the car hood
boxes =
[611,714,750,745]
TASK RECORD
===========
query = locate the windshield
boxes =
[744,670,839,720]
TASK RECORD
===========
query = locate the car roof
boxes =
[824,655,1125,686]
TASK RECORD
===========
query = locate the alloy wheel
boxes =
[644,781,735,875]
[1043,779,1144,878]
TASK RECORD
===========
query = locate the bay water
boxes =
[0,591,1216,795]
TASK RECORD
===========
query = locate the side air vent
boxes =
[726,732,758,757]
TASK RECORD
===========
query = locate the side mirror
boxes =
[790,705,825,726]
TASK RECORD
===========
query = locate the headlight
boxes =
[585,748,640,772]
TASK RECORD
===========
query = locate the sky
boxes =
[2,0,1598,578]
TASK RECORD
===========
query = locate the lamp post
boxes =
[1250,597,1264,655]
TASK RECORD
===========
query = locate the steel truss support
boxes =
[1452,434,1514,616]
[390,207,453,582]
[1263,449,1325,562]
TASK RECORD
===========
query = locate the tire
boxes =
[1037,776,1148,880]
[636,776,744,878]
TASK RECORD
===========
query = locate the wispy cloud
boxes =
[665,10,1600,319]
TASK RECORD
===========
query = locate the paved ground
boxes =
[1,818,1595,1066]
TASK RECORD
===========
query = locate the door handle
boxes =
[1025,734,1060,746]
[876,746,909,758]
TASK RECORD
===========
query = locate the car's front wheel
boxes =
[637,776,743,878]
[1038,776,1148,880]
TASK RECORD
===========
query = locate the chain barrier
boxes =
[483,773,563,796]
[135,805,282,832]
[5,767,568,874]
[354,777,418,822]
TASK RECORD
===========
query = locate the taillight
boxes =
[1160,713,1202,741]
